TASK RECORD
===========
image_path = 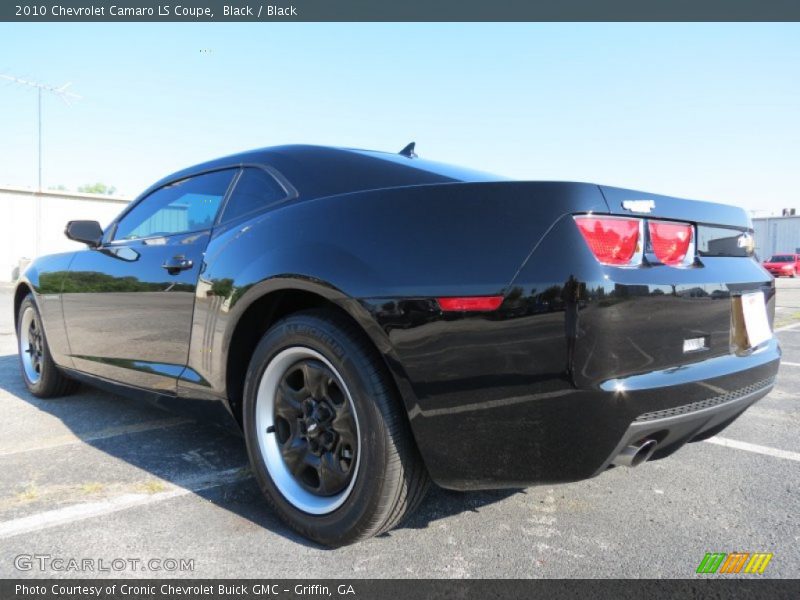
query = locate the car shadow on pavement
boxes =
[0,353,522,549]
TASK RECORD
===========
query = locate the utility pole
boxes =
[1,74,81,256]
[38,87,42,191]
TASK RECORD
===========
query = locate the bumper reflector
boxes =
[437,296,504,312]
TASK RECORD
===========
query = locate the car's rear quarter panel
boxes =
[189,181,608,399]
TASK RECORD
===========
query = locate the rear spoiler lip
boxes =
[598,185,751,230]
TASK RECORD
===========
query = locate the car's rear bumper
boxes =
[399,335,779,490]
[593,368,776,476]
[365,284,781,490]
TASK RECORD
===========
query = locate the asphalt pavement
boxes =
[0,280,797,579]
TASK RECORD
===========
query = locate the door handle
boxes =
[161,256,193,275]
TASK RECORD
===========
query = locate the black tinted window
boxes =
[696,226,750,257]
[220,168,288,223]
[114,170,234,240]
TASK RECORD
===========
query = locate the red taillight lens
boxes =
[648,220,693,266]
[437,296,504,312]
[574,216,640,265]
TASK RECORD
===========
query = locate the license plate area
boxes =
[731,291,772,353]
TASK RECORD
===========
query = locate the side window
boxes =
[114,170,235,241]
[219,168,288,223]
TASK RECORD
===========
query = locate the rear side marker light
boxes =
[573,216,641,266]
[648,220,693,266]
[437,296,504,312]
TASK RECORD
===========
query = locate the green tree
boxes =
[78,182,117,195]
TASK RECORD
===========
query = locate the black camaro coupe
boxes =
[15,144,780,545]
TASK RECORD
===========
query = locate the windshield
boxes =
[768,255,794,262]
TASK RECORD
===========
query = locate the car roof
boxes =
[143,144,507,201]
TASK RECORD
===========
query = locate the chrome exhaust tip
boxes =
[612,439,658,468]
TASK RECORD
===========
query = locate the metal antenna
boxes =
[1,74,82,190]
[1,74,82,256]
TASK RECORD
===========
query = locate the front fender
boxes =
[14,251,77,367]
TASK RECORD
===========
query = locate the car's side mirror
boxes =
[65,220,103,248]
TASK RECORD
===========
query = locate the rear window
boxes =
[353,150,506,183]
[769,255,795,262]
[219,168,288,223]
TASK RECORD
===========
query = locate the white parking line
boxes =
[0,417,192,457]
[781,361,800,367]
[0,467,251,540]
[704,436,800,463]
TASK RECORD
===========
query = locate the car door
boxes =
[61,169,237,392]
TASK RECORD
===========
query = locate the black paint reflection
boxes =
[54,270,194,293]
[561,274,581,384]
[59,230,210,390]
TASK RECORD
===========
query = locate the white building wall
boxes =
[0,187,131,282]
[752,216,800,259]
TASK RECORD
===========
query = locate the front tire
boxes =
[17,294,78,398]
[242,309,429,546]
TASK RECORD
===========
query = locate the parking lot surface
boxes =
[0,280,798,578]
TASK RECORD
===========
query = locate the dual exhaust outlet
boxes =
[611,439,658,468]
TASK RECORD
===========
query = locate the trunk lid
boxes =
[599,185,751,229]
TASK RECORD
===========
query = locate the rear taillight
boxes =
[648,220,693,266]
[574,215,695,267]
[573,216,641,266]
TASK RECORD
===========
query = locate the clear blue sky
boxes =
[1,23,798,212]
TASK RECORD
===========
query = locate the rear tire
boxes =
[242,309,429,546]
[17,294,78,398]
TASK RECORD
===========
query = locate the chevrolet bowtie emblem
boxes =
[621,200,656,213]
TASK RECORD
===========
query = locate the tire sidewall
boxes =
[17,295,51,395]
[243,314,392,545]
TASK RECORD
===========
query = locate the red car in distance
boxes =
[763,253,800,277]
